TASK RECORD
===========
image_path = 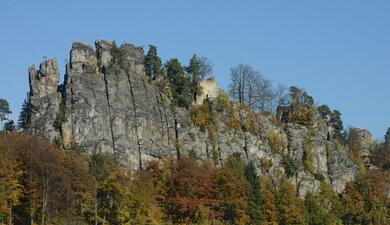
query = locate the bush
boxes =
[314,173,326,182]
[259,157,273,174]
[215,90,230,112]
[266,131,286,155]
[303,135,314,173]
[191,101,216,133]
[282,155,299,178]
[53,100,67,131]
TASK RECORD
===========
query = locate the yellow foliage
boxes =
[191,101,215,132]
[266,131,287,155]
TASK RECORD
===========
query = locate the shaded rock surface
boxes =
[26,40,365,195]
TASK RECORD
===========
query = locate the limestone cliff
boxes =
[25,40,373,195]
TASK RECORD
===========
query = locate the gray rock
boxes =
[28,59,61,142]
[26,40,366,195]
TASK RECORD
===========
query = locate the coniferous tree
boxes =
[165,59,192,108]
[318,105,332,120]
[384,127,390,149]
[244,161,262,224]
[0,99,11,128]
[18,99,31,130]
[144,45,162,80]
[3,120,15,132]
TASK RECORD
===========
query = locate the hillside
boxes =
[25,40,369,195]
[1,40,388,224]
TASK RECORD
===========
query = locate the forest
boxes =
[0,131,389,225]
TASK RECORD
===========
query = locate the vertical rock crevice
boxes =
[126,72,143,169]
[102,69,116,155]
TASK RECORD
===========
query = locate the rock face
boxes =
[26,40,365,194]
[349,128,374,166]
[28,59,61,142]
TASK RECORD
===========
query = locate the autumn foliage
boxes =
[0,132,389,224]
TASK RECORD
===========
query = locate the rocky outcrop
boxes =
[349,128,374,167]
[28,59,62,142]
[26,40,364,195]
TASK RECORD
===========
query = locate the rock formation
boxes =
[25,40,371,195]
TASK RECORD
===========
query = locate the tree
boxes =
[145,45,162,80]
[186,55,203,102]
[0,99,11,128]
[199,57,213,79]
[330,110,344,141]
[256,77,275,114]
[186,55,213,80]
[277,180,306,225]
[0,148,24,225]
[3,120,15,132]
[228,64,257,106]
[165,58,192,108]
[384,127,390,150]
[186,54,202,79]
[260,177,278,225]
[213,155,249,224]
[162,157,217,224]
[318,105,332,120]
[18,99,31,130]
[244,161,262,224]
[305,183,343,225]
[330,110,343,132]
[342,171,390,225]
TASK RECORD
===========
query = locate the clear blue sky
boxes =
[0,0,389,139]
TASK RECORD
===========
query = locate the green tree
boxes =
[330,110,343,132]
[18,99,31,130]
[0,99,11,128]
[165,58,192,108]
[186,55,203,102]
[3,120,15,132]
[277,180,306,225]
[384,127,390,149]
[186,54,213,80]
[318,105,332,120]
[244,161,262,224]
[186,54,202,79]
[145,45,162,80]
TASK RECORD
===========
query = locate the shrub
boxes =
[266,131,287,155]
[215,90,230,112]
[191,101,216,133]
[303,134,314,173]
[282,155,299,178]
[314,173,326,182]
[259,157,273,174]
[53,100,67,131]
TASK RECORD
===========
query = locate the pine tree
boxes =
[244,161,262,224]
[3,120,15,132]
[18,99,31,130]
[0,99,11,128]
[165,59,192,108]
[145,45,162,80]
[384,127,390,149]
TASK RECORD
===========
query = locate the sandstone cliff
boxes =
[25,40,374,195]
